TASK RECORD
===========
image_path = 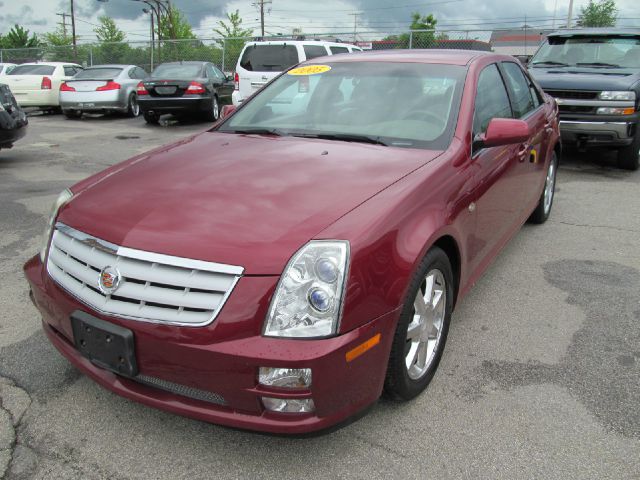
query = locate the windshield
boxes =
[151,64,202,79]
[74,67,123,80]
[531,35,640,68]
[219,62,465,150]
[8,65,56,75]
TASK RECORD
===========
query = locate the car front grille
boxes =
[46,223,243,326]
[545,90,599,100]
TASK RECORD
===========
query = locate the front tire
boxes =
[126,93,140,118]
[143,111,160,125]
[616,132,640,171]
[528,151,558,224]
[384,247,453,400]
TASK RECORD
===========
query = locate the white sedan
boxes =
[3,62,83,110]
[0,63,17,75]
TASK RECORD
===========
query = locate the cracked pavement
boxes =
[1,113,639,479]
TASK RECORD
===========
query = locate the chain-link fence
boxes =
[0,29,546,73]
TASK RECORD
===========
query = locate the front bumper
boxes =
[559,115,638,147]
[138,95,211,114]
[25,255,397,434]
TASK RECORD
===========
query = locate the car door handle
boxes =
[517,143,530,161]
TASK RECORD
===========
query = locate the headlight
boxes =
[264,240,349,338]
[598,91,636,101]
[40,189,73,262]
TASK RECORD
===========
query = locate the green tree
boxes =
[1,24,40,48]
[93,16,130,64]
[576,0,618,27]
[158,5,196,40]
[385,13,438,49]
[42,26,75,62]
[213,10,254,71]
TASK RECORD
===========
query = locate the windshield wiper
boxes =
[530,61,569,66]
[575,62,621,68]
[225,127,286,136]
[290,132,388,146]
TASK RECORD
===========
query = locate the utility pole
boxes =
[252,0,272,38]
[567,0,574,28]
[70,0,77,59]
[56,13,69,38]
[349,12,360,43]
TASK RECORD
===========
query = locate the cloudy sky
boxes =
[1,0,638,43]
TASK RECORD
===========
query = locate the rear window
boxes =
[74,68,122,80]
[151,64,203,79]
[303,45,328,60]
[330,46,350,55]
[9,65,56,76]
[240,45,299,72]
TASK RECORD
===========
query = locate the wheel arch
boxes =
[431,235,461,308]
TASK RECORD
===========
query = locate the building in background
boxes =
[490,29,553,57]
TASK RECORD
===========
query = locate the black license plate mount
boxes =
[70,311,138,377]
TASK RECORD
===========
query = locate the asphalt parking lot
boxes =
[1,112,639,479]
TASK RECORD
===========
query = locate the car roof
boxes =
[156,61,208,65]
[83,64,134,69]
[17,62,81,66]
[244,40,357,48]
[310,49,495,66]
[548,28,640,37]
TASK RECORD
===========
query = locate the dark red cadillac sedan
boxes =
[25,50,560,434]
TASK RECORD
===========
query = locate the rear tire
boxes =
[616,132,640,171]
[63,110,82,119]
[384,247,453,400]
[203,95,219,122]
[528,152,558,224]
[143,111,160,125]
[126,93,140,118]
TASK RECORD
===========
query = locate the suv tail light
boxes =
[96,81,121,91]
[185,81,206,95]
[41,76,52,90]
[234,72,239,91]
[60,82,75,92]
[136,82,149,95]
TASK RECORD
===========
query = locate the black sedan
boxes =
[137,61,234,124]
[0,83,28,151]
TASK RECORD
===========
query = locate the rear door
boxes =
[209,64,233,104]
[236,44,300,100]
[500,61,549,209]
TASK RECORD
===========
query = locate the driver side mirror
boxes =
[474,118,530,150]
[221,104,237,119]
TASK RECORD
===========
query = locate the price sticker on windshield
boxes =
[288,65,331,76]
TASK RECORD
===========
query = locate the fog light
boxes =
[259,367,311,389]
[262,397,315,413]
[596,107,635,115]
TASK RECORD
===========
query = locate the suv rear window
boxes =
[9,65,56,75]
[240,45,299,72]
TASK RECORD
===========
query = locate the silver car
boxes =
[60,64,148,119]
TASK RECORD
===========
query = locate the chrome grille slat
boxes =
[46,224,243,327]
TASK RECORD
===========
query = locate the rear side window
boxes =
[473,64,513,137]
[304,45,329,60]
[501,62,535,118]
[240,45,299,72]
[8,65,56,75]
[330,46,349,55]
[75,68,123,80]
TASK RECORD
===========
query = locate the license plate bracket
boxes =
[71,311,138,377]
[155,86,176,95]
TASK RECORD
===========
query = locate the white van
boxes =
[232,40,362,106]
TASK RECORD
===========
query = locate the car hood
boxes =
[59,131,441,274]
[529,67,640,91]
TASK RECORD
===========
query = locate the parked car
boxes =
[137,61,233,124]
[0,83,28,150]
[0,63,17,76]
[25,50,560,434]
[2,62,83,111]
[528,28,640,170]
[60,64,148,119]
[232,40,363,106]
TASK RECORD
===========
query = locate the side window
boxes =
[303,45,329,60]
[501,62,536,118]
[128,67,137,79]
[64,66,77,76]
[136,67,148,79]
[212,66,225,80]
[330,46,350,55]
[473,64,513,139]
